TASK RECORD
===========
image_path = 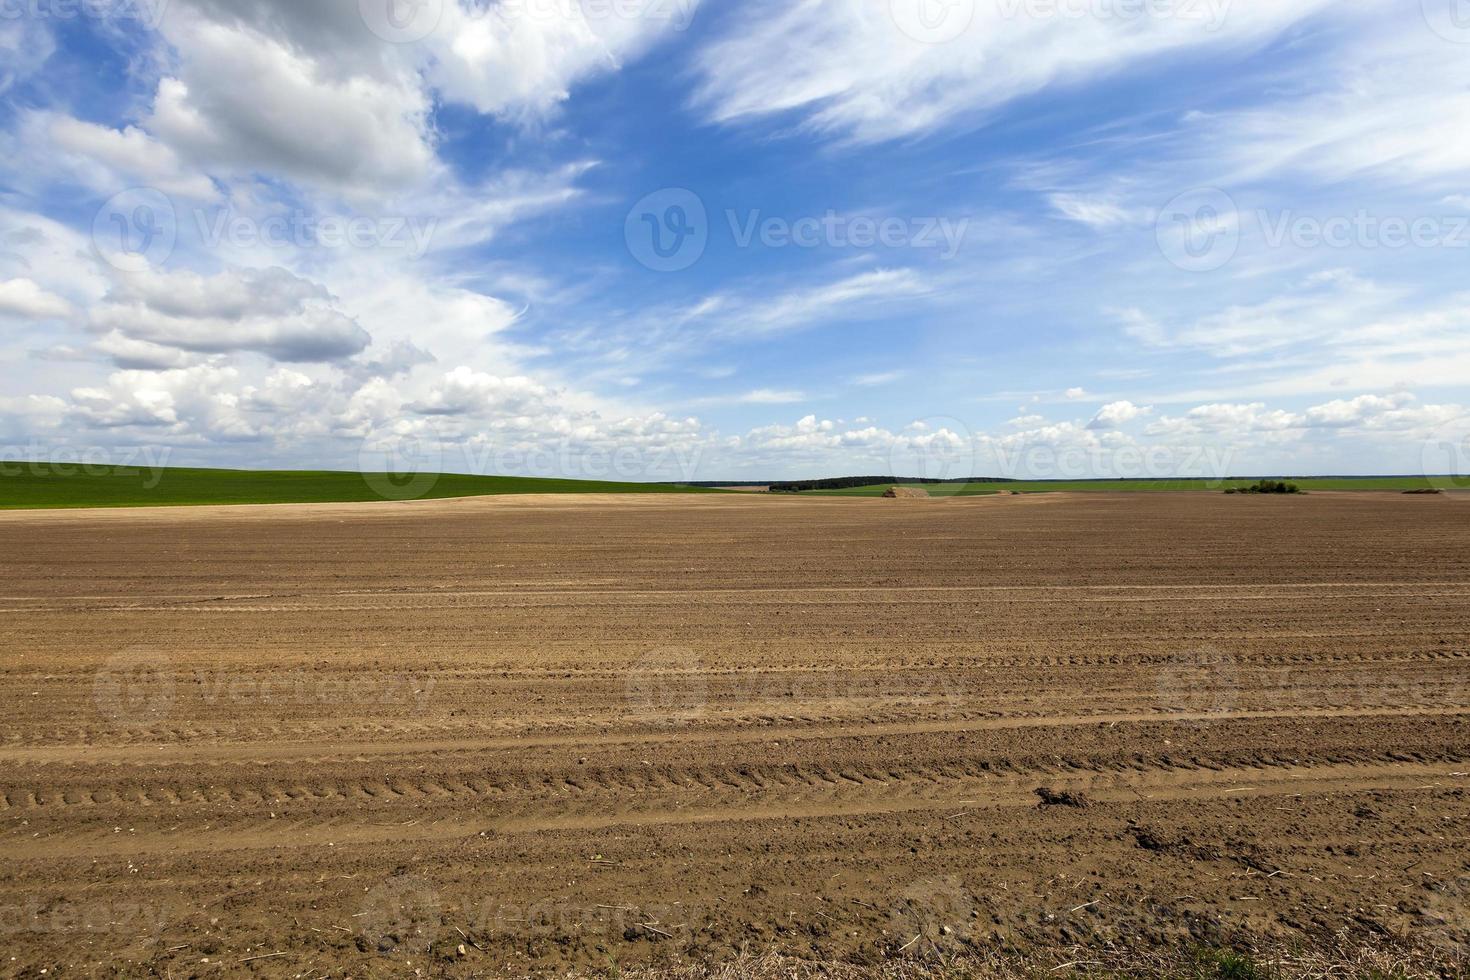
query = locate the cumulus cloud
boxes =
[1145,402,1300,437]
[0,278,73,320]
[737,415,895,455]
[427,0,701,119]
[117,0,689,198]
[410,366,556,417]
[241,368,318,413]
[1144,393,1462,440]
[45,115,218,200]
[68,364,258,438]
[1088,400,1152,430]
[147,18,436,194]
[89,266,371,364]
[350,340,437,381]
[92,332,204,371]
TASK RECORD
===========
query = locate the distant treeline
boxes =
[768,476,1016,493]
[678,481,773,487]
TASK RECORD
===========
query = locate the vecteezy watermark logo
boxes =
[359,875,441,954]
[995,0,1231,31]
[359,0,444,43]
[1156,187,1239,273]
[1257,210,1470,251]
[889,876,974,950]
[625,647,707,724]
[627,191,970,270]
[1422,416,1470,494]
[625,188,708,273]
[0,896,168,939]
[194,208,438,258]
[890,0,975,43]
[358,425,443,501]
[0,0,170,29]
[0,445,172,488]
[459,440,706,485]
[189,669,437,709]
[727,210,969,259]
[1152,646,1239,721]
[1422,0,1470,43]
[991,443,1238,484]
[93,647,175,727]
[1423,875,1470,955]
[885,416,979,498]
[92,187,176,273]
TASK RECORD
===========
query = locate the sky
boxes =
[2,0,1470,484]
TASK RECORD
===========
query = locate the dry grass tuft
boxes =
[532,937,1468,980]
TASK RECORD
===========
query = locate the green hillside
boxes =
[0,463,719,510]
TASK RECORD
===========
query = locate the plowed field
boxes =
[2,492,1467,976]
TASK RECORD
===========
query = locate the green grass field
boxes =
[804,476,1446,496]
[0,463,719,510]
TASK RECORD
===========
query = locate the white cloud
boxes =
[851,371,905,386]
[1144,393,1462,441]
[685,268,932,338]
[119,1,687,199]
[68,364,258,438]
[740,389,806,404]
[0,208,111,312]
[46,115,218,200]
[90,266,371,363]
[92,332,204,371]
[410,366,556,417]
[241,368,317,413]
[1114,272,1470,399]
[146,17,436,195]
[1145,402,1301,437]
[0,278,73,320]
[738,414,895,456]
[1206,23,1470,187]
[691,0,1336,144]
[1088,400,1152,429]
[1049,193,1144,228]
[1301,393,1435,431]
[0,17,54,96]
[1118,271,1407,358]
[427,0,700,119]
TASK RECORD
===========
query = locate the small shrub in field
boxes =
[1226,480,1302,495]
[1192,947,1266,979]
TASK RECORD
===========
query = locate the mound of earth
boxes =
[883,486,930,499]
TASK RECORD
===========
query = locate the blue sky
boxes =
[2,0,1469,482]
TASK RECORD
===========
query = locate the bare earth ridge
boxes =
[1,492,1468,977]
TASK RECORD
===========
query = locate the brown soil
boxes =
[1,492,1468,977]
